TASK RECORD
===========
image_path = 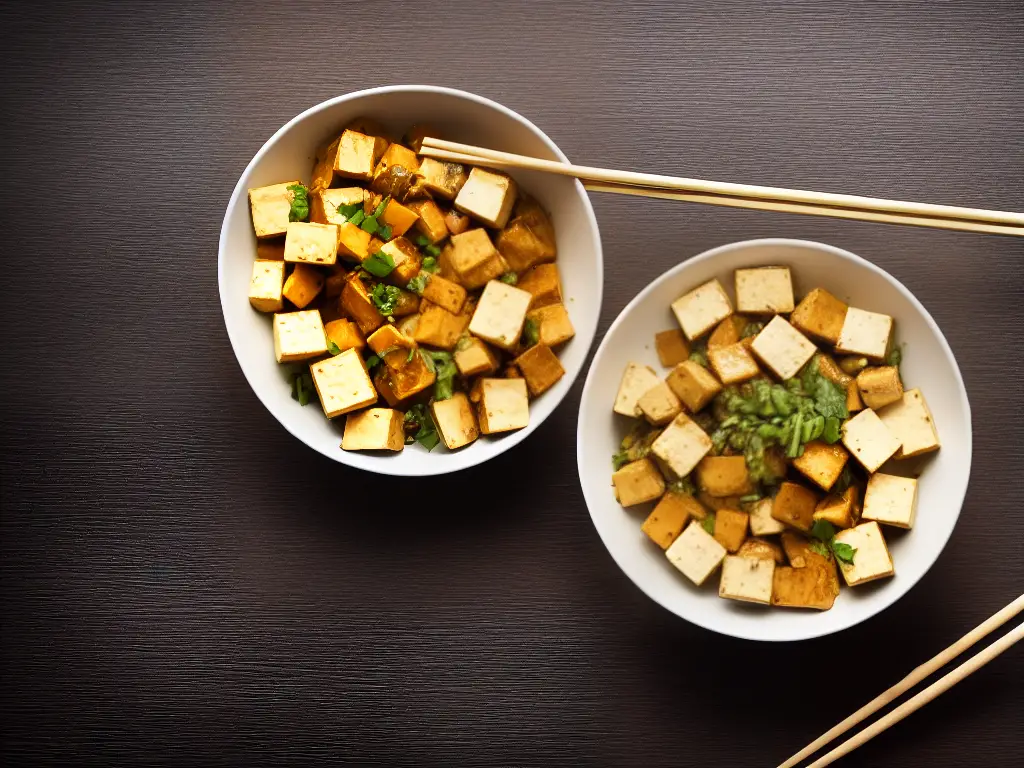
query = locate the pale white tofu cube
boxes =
[637,381,682,426]
[467,280,533,350]
[310,348,377,418]
[341,408,404,451]
[734,267,795,314]
[862,473,918,529]
[248,259,285,312]
[283,221,339,266]
[477,378,529,434]
[749,497,787,536]
[651,414,713,478]
[671,279,733,340]
[842,409,901,473]
[833,521,895,586]
[750,316,817,380]
[430,392,479,450]
[877,389,941,458]
[454,167,517,229]
[273,310,328,363]
[248,180,301,238]
[836,307,893,360]
[665,521,727,586]
[613,362,662,417]
[719,555,775,604]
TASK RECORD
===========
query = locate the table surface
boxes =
[2,1,1022,765]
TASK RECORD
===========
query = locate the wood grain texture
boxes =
[1,0,1022,765]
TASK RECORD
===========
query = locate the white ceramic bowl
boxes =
[577,238,971,641]
[219,86,602,476]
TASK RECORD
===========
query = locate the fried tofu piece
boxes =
[407,199,449,244]
[708,342,760,385]
[642,492,698,549]
[454,167,517,228]
[310,187,363,227]
[256,237,286,261]
[671,279,733,341]
[614,362,662,417]
[713,508,749,552]
[792,441,850,491]
[612,457,666,507]
[477,377,530,434]
[771,565,837,610]
[707,315,747,351]
[514,343,565,397]
[430,392,479,450]
[391,288,420,317]
[379,198,419,237]
[877,389,941,458]
[374,143,420,178]
[719,555,774,604]
[637,381,682,426]
[390,353,436,401]
[654,329,690,367]
[372,367,404,408]
[310,348,377,418]
[749,497,787,536]
[339,276,385,336]
[737,537,784,563]
[378,237,422,286]
[834,522,894,586]
[332,129,388,181]
[696,456,753,497]
[791,287,848,345]
[842,409,901,473]
[324,318,365,353]
[468,280,532,350]
[735,267,794,314]
[527,303,575,348]
[324,267,348,299]
[751,316,817,380]
[334,222,372,262]
[698,492,745,513]
[248,259,285,312]
[454,336,499,377]
[416,158,468,200]
[771,482,820,532]
[856,366,904,410]
[281,263,324,309]
[813,486,860,529]
[445,209,471,236]
[273,310,327,363]
[248,180,301,238]
[862,473,918,529]
[666,360,722,412]
[516,263,562,309]
[367,324,417,371]
[651,414,713,478]
[448,229,508,289]
[847,380,865,412]
[420,273,467,315]
[665,521,727,586]
[414,301,470,350]
[781,531,829,569]
[341,408,404,451]
[836,307,893,360]
[496,214,557,272]
[283,222,339,266]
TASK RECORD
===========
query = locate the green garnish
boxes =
[808,540,831,557]
[668,476,696,496]
[424,244,441,257]
[365,354,381,369]
[348,209,366,227]
[419,350,457,400]
[362,251,395,278]
[689,349,709,368]
[499,272,518,285]
[406,347,416,363]
[810,519,836,542]
[421,256,438,273]
[702,513,716,536]
[290,370,315,405]
[886,346,903,367]
[832,465,855,494]
[326,339,342,356]
[832,542,857,565]
[739,493,762,503]
[455,334,473,352]
[360,216,380,235]
[522,317,540,347]
[611,450,631,470]
[404,404,440,451]
[336,201,363,220]
[809,518,856,563]
[370,283,402,315]
[823,416,842,444]
[741,321,765,339]
[413,235,430,247]
[611,424,661,469]
[378,224,393,241]
[287,184,309,222]
[407,273,430,295]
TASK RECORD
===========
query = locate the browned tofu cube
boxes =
[374,143,420,177]
[708,342,760,385]
[373,367,407,408]
[527,303,575,348]
[813,486,861,529]
[332,129,388,181]
[856,366,904,410]
[273,310,328,363]
[416,158,468,200]
[637,381,682,426]
[517,263,563,309]
[847,380,865,412]
[792,441,850,491]
[771,565,837,610]
[420,273,467,315]
[713,508,749,553]
[449,229,509,290]
[654,329,690,367]
[781,531,831,569]
[324,318,365,352]
[256,237,286,261]
[377,237,422,286]
[445,209,471,236]
[431,392,479,450]
[697,491,745,513]
[248,259,285,312]
[771,482,820,531]
[707,315,747,350]
[310,348,377,418]
[666,360,723,412]
[696,456,754,497]
[414,301,470,350]
[791,287,849,345]
[339,276,385,336]
[283,222,339,266]
[380,198,419,238]
[454,336,499,377]
[282,263,325,309]
[514,343,565,396]
[407,199,449,244]
[367,324,417,371]
[612,458,666,507]
[334,222,372,262]
[477,377,530,434]
[390,353,437,401]
[454,167,517,228]
[341,408,405,452]
[310,139,337,192]
[641,492,695,549]
[495,197,557,272]
[737,537,784,563]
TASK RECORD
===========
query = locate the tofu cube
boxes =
[792,441,850,491]
[514,343,565,397]
[454,167,517,228]
[527,303,575,348]
[719,555,775,604]
[612,457,666,507]
[283,222,339,266]
[666,360,723,412]
[771,565,837,610]
[750,316,817,380]
[477,378,530,434]
[334,222,372,262]
[847,380,865,412]
[790,287,849,344]
[877,389,941,458]
[310,348,377,418]
[614,362,662,417]
[749,497,787,536]
[273,310,328,363]
[836,307,893,360]
[390,353,436,401]
[496,205,557,272]
[636,381,682,426]
[310,187,363,227]
[665,521,727,586]
[248,180,301,238]
[813,486,860,529]
[372,367,404,408]
[380,198,419,237]
[310,138,338,191]
[862,473,918,529]
[406,199,449,244]
[671,279,733,340]
[734,267,795,314]
[707,315,747,350]
[324,318,365,352]
[414,301,470,350]
[842,408,901,473]
[454,337,499,377]
[468,280,532,350]
[833,522,895,586]
[341,408,404,451]
[708,342,760,385]
[641,492,697,549]
[781,531,832,570]
[713,508,749,553]
[516,263,563,309]
[339,276,385,336]
[332,129,388,181]
[654,329,690,367]
[373,142,420,177]
[377,238,422,286]
[651,414,713,478]
[367,324,417,370]
[416,158,468,200]
[771,482,820,531]
[248,259,285,312]
[856,366,904,410]
[420,273,467,315]
[696,456,753,497]
[448,229,508,290]
[737,537,784,563]
[256,238,286,261]
[282,263,324,309]
[430,392,479,450]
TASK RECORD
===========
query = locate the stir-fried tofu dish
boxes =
[611,268,940,610]
[246,119,571,453]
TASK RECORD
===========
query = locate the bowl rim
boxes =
[576,237,972,641]
[218,85,603,476]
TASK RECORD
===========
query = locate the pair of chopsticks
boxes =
[419,138,1024,237]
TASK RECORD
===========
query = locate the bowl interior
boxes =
[219,87,601,475]
[577,239,971,641]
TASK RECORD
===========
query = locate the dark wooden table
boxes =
[2,1,1022,765]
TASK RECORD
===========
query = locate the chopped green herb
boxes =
[424,243,441,257]
[808,540,831,557]
[406,347,416,363]
[741,321,765,339]
[522,318,540,348]
[290,370,315,405]
[739,493,763,503]
[362,251,395,278]
[831,542,857,564]
[365,354,381,369]
[810,519,836,542]
[702,514,716,536]
[421,256,438,273]
[612,450,631,470]
[286,184,309,222]
[378,224,393,241]
[360,216,380,235]
[373,196,390,218]
[823,416,842,444]
[336,202,363,220]
[668,476,696,496]
[886,346,903,367]
[407,273,429,295]
[404,404,440,451]
[348,209,366,227]
[832,465,855,495]
[499,272,518,285]
[689,349,709,368]
[370,284,402,315]
[413,234,430,248]
[326,339,342,356]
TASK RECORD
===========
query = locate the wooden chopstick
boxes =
[419,138,1024,235]
[778,593,1024,768]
